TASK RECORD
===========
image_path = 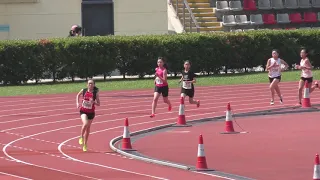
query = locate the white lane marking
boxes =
[0,83,298,109]
[0,95,301,132]
[2,135,102,179]
[0,82,310,179]
[57,111,242,180]
[0,87,302,119]
[193,171,237,180]
[0,172,32,180]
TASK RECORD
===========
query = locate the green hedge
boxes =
[1,29,320,85]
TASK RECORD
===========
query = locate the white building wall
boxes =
[0,0,81,40]
[0,0,169,39]
[114,0,168,35]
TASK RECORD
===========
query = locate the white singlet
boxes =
[300,59,312,78]
[268,58,282,78]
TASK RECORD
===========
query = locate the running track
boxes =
[0,81,319,180]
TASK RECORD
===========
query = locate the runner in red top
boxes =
[150,57,172,118]
[76,79,100,152]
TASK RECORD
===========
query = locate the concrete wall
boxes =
[114,0,168,35]
[0,0,81,40]
[0,0,170,39]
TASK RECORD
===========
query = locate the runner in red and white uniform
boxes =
[150,57,172,118]
[266,49,289,105]
[295,48,319,106]
[76,79,100,152]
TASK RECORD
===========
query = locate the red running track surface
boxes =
[134,113,320,180]
[0,81,319,179]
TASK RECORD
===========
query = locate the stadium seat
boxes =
[289,13,303,23]
[285,0,299,9]
[277,13,290,23]
[243,0,257,10]
[298,0,311,8]
[271,0,284,9]
[250,14,264,25]
[258,0,272,9]
[229,1,243,11]
[235,15,251,25]
[304,12,317,22]
[216,1,230,12]
[312,0,320,8]
[223,15,237,26]
[263,14,277,24]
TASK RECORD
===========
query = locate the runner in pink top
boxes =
[150,57,172,118]
[295,48,319,106]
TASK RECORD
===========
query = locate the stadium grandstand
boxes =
[170,0,320,32]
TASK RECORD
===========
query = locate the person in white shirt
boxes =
[295,48,319,106]
[266,49,289,105]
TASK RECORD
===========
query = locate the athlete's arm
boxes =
[190,73,196,83]
[76,89,83,108]
[301,59,312,70]
[280,59,289,70]
[191,77,196,83]
[179,76,183,83]
[95,92,101,106]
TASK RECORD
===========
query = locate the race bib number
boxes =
[182,81,192,89]
[155,77,163,85]
[82,100,93,109]
[271,68,279,73]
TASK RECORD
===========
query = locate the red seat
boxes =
[304,12,317,23]
[289,13,303,23]
[243,0,257,11]
[263,14,277,24]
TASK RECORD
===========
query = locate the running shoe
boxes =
[315,81,319,88]
[150,114,155,118]
[197,100,200,108]
[83,144,87,152]
[168,105,172,111]
[270,100,274,105]
[280,96,283,104]
[79,137,83,145]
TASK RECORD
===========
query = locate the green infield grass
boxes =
[0,70,318,96]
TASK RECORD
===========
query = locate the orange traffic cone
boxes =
[196,134,209,171]
[302,80,311,108]
[314,154,320,180]
[173,96,191,127]
[121,118,136,151]
[220,103,240,134]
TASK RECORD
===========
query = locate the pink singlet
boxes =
[155,67,168,87]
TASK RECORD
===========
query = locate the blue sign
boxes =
[0,25,9,32]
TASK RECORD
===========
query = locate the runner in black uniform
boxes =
[179,61,200,107]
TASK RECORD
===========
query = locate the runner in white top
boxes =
[295,48,319,106]
[266,49,289,105]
